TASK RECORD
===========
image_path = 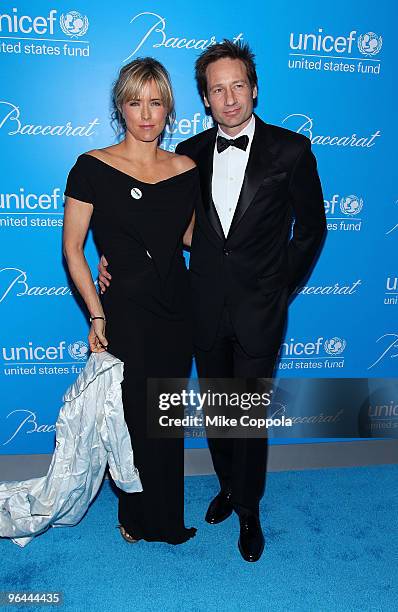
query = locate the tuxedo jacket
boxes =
[176,114,326,357]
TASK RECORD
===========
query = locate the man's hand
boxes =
[183,211,195,248]
[98,255,112,294]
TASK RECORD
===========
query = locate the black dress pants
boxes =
[194,306,278,517]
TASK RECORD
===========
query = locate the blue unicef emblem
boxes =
[340,195,363,216]
[202,116,214,130]
[324,338,347,356]
[60,11,89,38]
[358,32,382,56]
[68,340,89,360]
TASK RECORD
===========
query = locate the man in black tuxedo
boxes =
[99,40,326,562]
[176,40,326,562]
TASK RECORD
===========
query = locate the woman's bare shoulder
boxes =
[84,145,121,161]
[170,152,197,172]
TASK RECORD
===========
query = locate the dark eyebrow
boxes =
[210,80,245,88]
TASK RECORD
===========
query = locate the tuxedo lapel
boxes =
[227,115,275,239]
[196,129,225,241]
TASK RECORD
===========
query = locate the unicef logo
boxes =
[324,337,347,356]
[60,11,89,38]
[68,340,89,360]
[202,116,214,130]
[340,195,363,216]
[358,32,382,56]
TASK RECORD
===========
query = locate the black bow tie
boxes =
[216,134,249,153]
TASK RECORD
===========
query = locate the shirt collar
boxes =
[217,114,255,144]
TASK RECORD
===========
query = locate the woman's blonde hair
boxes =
[112,57,175,137]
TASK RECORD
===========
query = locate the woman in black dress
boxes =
[63,58,198,544]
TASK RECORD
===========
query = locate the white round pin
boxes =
[130,187,142,200]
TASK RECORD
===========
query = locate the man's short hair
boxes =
[195,39,258,98]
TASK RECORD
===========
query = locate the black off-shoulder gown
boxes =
[65,153,198,544]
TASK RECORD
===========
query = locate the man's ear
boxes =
[252,85,258,100]
[203,95,210,108]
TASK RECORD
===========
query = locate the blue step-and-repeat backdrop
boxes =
[0,1,396,454]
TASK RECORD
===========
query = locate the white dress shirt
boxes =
[212,114,255,236]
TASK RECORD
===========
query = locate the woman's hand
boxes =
[88,318,108,353]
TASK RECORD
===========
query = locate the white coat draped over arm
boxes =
[0,352,142,547]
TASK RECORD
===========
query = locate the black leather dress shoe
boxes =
[205,491,233,524]
[238,514,265,562]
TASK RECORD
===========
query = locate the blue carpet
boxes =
[1,465,397,611]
